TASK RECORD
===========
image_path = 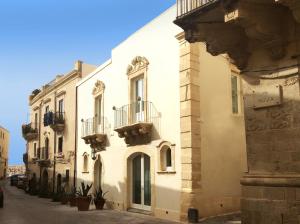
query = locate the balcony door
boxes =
[131,153,151,211]
[95,95,102,134]
[134,77,144,123]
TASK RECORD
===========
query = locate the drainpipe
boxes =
[53,91,57,193]
[74,86,78,189]
[39,100,43,187]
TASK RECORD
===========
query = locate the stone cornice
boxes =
[30,70,78,106]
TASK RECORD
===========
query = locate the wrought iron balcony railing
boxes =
[44,111,65,127]
[81,116,108,151]
[22,123,38,141]
[177,0,216,17]
[81,116,107,138]
[113,100,159,130]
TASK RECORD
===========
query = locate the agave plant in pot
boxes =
[93,187,108,210]
[76,182,93,211]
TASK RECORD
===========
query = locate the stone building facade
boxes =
[22,61,96,196]
[0,126,9,179]
[175,0,300,223]
[7,165,25,176]
[76,6,246,222]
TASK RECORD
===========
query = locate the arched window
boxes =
[158,142,175,173]
[166,148,172,168]
[83,153,89,173]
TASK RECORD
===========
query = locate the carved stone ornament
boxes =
[92,80,105,96]
[127,56,149,75]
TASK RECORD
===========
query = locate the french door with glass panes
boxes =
[131,153,151,210]
[133,77,144,123]
[95,95,102,133]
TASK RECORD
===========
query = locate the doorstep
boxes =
[127,208,153,216]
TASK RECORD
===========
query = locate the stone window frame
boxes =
[82,152,89,174]
[127,56,149,106]
[156,141,176,174]
[92,80,105,131]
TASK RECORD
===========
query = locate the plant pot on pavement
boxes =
[77,196,91,211]
[94,198,105,210]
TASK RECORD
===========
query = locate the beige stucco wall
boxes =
[197,43,247,216]
[0,126,9,178]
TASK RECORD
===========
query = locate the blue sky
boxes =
[0,0,175,165]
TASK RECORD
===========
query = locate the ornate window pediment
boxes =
[127,56,149,76]
[92,80,105,96]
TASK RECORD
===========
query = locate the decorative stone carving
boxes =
[114,123,152,146]
[92,80,105,96]
[127,56,149,75]
[82,134,107,151]
[175,0,289,70]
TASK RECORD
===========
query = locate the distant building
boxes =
[7,165,25,176]
[0,126,9,179]
[22,61,96,196]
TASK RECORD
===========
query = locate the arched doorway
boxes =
[57,174,62,193]
[131,153,151,210]
[94,158,102,190]
[42,169,48,194]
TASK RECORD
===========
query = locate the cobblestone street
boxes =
[0,181,178,224]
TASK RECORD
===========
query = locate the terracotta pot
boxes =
[61,196,69,205]
[69,197,77,207]
[94,198,105,210]
[77,197,91,211]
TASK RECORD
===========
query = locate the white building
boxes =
[76,5,246,222]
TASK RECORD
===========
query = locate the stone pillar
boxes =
[177,33,202,222]
[241,71,300,224]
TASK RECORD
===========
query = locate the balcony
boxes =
[175,0,291,70]
[37,147,51,167]
[176,0,218,18]
[44,111,65,133]
[113,100,159,146]
[22,123,38,141]
[81,117,107,151]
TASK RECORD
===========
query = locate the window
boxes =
[83,154,89,173]
[34,143,37,158]
[166,148,172,168]
[95,95,102,125]
[45,105,49,113]
[45,137,49,159]
[231,74,239,114]
[65,169,69,182]
[58,99,64,113]
[34,113,38,129]
[37,147,41,159]
[58,137,63,153]
[157,142,175,173]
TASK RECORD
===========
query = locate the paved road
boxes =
[0,181,178,224]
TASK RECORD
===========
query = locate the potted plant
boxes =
[93,187,108,210]
[76,182,93,211]
[69,187,77,207]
